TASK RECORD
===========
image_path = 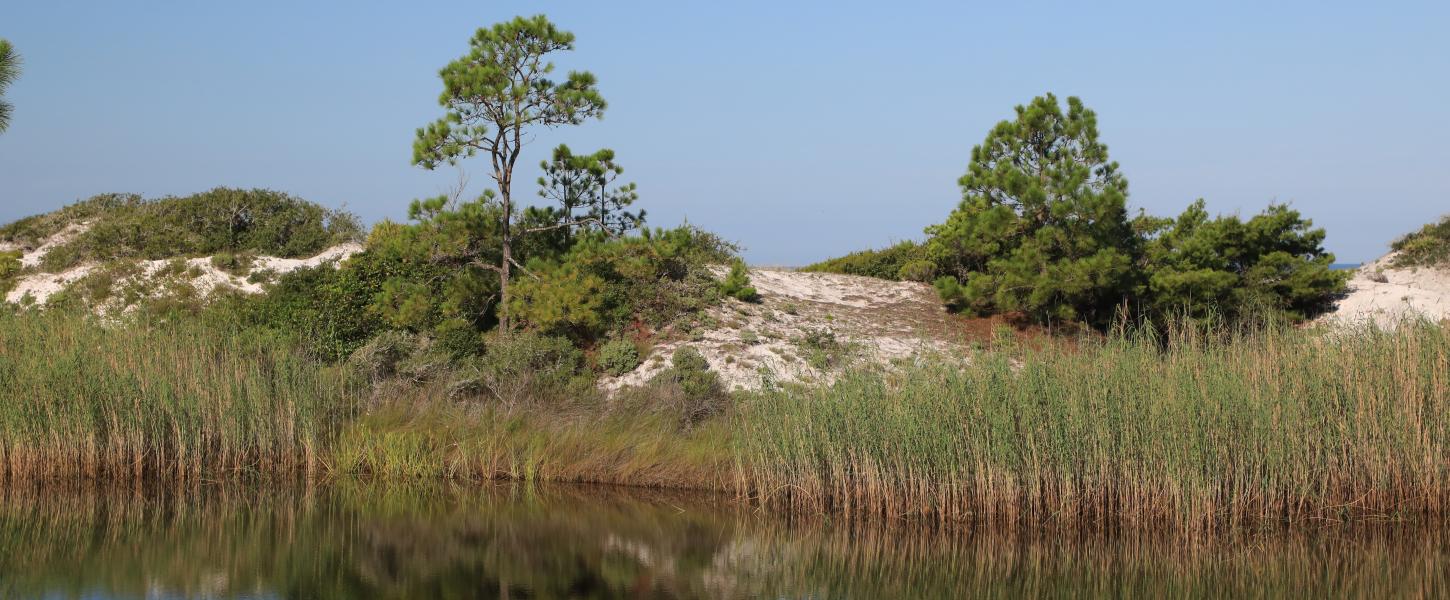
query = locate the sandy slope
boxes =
[603,267,970,391]
[1320,253,1450,327]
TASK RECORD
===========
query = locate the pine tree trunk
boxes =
[499,188,513,332]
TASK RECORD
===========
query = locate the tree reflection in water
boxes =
[1,481,1446,598]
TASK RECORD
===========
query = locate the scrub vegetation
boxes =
[1391,215,1450,269]
[0,188,362,272]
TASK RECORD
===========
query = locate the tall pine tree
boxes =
[926,94,1137,324]
[412,15,606,330]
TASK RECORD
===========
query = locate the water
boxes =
[1,481,1445,599]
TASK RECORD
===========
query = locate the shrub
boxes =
[597,337,641,376]
[464,332,590,407]
[222,258,388,362]
[1390,215,1450,269]
[1138,200,1348,323]
[897,259,936,282]
[0,249,20,295]
[347,330,422,384]
[210,251,254,276]
[649,346,727,426]
[719,259,759,302]
[801,240,925,281]
[508,259,606,338]
[798,327,849,370]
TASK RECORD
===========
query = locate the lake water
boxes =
[1,481,1445,599]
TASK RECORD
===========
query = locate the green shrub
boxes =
[719,259,759,302]
[462,332,591,407]
[210,251,254,276]
[802,240,925,281]
[1137,200,1348,323]
[0,249,20,295]
[597,337,641,376]
[509,225,736,340]
[347,330,422,384]
[1390,215,1450,268]
[896,259,935,282]
[649,346,727,426]
[798,327,849,370]
[508,259,605,338]
[220,259,387,362]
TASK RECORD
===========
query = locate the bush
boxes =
[1390,215,1450,269]
[801,240,925,281]
[798,327,849,370]
[210,251,254,276]
[347,330,422,384]
[462,332,590,407]
[508,259,605,338]
[719,259,759,302]
[649,346,727,426]
[0,250,19,295]
[597,338,641,376]
[220,258,388,362]
[896,259,936,282]
[510,225,736,340]
[1138,200,1347,323]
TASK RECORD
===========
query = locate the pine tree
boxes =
[536,144,642,245]
[412,15,606,330]
[0,39,21,134]
[926,94,1137,324]
[1139,200,1347,322]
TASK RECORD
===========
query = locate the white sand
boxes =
[602,267,967,392]
[1320,252,1450,328]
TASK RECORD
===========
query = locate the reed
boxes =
[7,307,1450,530]
[733,319,1450,529]
[0,310,354,480]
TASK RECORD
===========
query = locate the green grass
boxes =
[0,309,356,481]
[734,319,1450,529]
[332,382,733,489]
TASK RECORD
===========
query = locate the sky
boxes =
[1,1,1447,265]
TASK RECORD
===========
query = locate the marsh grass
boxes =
[332,381,733,489]
[6,307,1450,529]
[734,319,1450,529]
[0,310,355,481]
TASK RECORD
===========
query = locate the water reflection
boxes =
[0,481,1445,598]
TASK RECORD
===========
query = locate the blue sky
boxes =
[1,1,1446,264]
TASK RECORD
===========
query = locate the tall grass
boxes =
[0,310,354,480]
[734,320,1450,529]
[7,306,1450,530]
